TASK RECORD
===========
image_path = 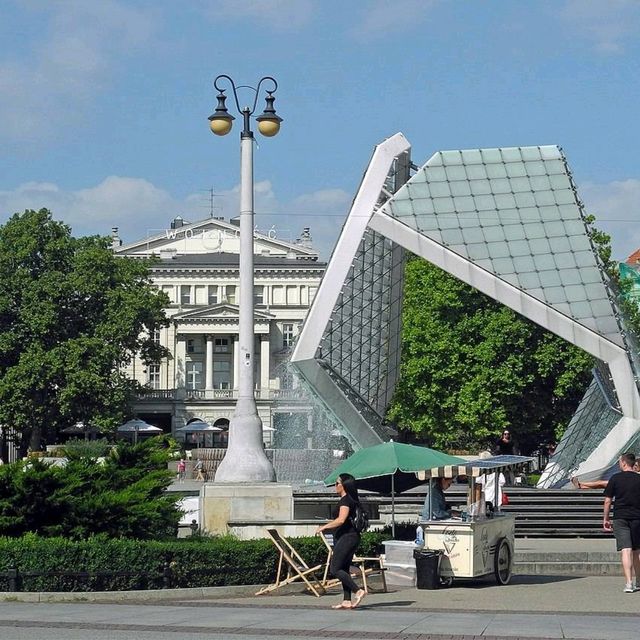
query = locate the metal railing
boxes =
[137,388,308,401]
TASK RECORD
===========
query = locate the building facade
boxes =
[115,216,325,446]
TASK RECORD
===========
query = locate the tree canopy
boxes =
[0,209,169,453]
[0,437,181,539]
[387,256,593,454]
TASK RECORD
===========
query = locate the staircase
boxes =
[296,486,609,538]
[500,487,607,538]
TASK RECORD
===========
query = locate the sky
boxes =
[1,0,640,261]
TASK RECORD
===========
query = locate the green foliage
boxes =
[585,215,640,344]
[387,256,593,453]
[0,437,181,539]
[61,438,112,460]
[0,209,170,453]
[0,531,391,592]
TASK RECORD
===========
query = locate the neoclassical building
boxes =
[116,216,325,446]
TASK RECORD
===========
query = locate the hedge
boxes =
[0,530,393,592]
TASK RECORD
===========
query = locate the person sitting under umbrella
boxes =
[420,477,457,520]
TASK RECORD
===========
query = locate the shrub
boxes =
[0,531,392,592]
[0,437,181,539]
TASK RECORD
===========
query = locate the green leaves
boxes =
[387,256,592,453]
[0,209,170,450]
[0,437,180,539]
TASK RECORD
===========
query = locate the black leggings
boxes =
[329,532,361,600]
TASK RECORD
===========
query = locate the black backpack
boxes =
[350,502,369,533]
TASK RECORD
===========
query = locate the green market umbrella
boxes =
[324,441,466,536]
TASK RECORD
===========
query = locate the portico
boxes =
[172,303,274,393]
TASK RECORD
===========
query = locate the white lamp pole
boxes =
[208,75,282,482]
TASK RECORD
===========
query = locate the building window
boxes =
[186,362,203,390]
[282,323,295,348]
[286,286,299,305]
[161,285,174,303]
[213,360,230,389]
[187,338,199,354]
[180,285,191,305]
[214,337,229,353]
[208,285,218,305]
[195,285,206,304]
[254,285,264,305]
[272,285,284,304]
[148,364,161,389]
[225,285,236,304]
[152,329,161,345]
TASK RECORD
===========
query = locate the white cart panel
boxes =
[422,514,515,579]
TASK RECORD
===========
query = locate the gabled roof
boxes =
[171,303,274,321]
[626,248,640,267]
[115,217,318,260]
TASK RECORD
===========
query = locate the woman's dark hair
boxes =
[337,473,360,502]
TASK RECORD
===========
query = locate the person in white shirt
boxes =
[476,451,506,509]
[478,470,506,508]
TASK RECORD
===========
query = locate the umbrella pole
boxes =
[391,473,396,538]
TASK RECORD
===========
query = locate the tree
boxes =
[387,256,593,454]
[0,209,169,453]
[0,437,181,539]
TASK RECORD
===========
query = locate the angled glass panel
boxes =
[386,145,624,347]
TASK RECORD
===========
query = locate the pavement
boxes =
[0,538,636,640]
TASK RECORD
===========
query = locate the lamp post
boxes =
[209,74,282,483]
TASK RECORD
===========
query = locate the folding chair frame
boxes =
[320,532,388,593]
[256,528,326,597]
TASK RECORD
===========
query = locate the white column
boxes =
[260,334,270,393]
[175,334,186,388]
[163,325,173,389]
[233,334,240,390]
[205,334,214,390]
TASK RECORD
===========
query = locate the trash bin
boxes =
[413,548,442,590]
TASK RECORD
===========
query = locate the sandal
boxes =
[352,589,367,608]
[331,602,352,610]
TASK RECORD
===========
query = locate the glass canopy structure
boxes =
[291,133,640,487]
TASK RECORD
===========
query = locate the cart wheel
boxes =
[494,537,512,585]
[440,575,454,588]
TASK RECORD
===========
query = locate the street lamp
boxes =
[209,75,282,483]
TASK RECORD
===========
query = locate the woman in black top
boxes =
[316,473,366,609]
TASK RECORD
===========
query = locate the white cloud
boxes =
[0,176,178,240]
[559,0,640,53]
[0,1,157,143]
[201,0,315,31]
[209,182,350,257]
[291,188,351,213]
[351,0,440,40]
[0,178,350,260]
[579,178,640,261]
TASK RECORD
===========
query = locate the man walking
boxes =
[603,452,640,592]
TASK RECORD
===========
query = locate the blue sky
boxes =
[1,0,639,260]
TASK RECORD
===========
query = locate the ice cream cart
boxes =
[417,455,532,586]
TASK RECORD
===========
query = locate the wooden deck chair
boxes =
[256,528,326,597]
[320,532,388,593]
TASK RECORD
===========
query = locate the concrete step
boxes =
[515,560,622,576]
